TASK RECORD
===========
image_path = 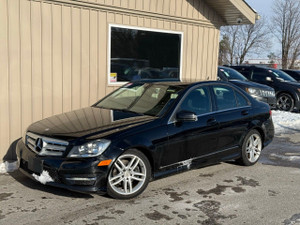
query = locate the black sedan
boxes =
[218,66,276,107]
[16,81,274,199]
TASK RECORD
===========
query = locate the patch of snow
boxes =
[180,158,193,170]
[32,170,54,185]
[0,161,19,174]
[270,153,300,162]
[0,163,5,173]
[272,110,300,135]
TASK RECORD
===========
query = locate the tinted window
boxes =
[180,87,211,115]
[212,86,237,110]
[252,68,268,82]
[110,26,181,82]
[284,71,300,80]
[219,67,248,81]
[235,91,249,107]
[268,69,296,82]
[233,67,251,78]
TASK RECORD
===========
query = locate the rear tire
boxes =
[239,130,262,166]
[107,149,151,199]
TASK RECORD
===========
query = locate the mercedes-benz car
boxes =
[218,66,276,108]
[16,81,274,199]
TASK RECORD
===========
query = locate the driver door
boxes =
[160,85,219,168]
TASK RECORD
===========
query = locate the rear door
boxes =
[251,68,270,85]
[210,84,252,152]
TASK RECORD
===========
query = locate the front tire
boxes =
[239,130,262,166]
[277,93,294,111]
[107,149,151,199]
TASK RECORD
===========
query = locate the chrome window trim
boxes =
[168,105,252,125]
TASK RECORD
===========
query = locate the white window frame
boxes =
[108,24,184,86]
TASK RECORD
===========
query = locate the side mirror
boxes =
[266,77,273,82]
[176,111,198,122]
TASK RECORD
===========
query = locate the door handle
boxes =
[241,110,249,116]
[207,118,218,126]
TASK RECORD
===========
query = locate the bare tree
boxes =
[218,35,231,65]
[219,26,239,65]
[272,0,300,69]
[236,18,271,64]
[289,41,300,69]
[267,52,277,64]
[219,18,270,65]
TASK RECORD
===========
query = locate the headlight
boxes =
[68,139,111,158]
[246,87,258,95]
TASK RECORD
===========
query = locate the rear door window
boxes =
[252,68,267,82]
[212,85,249,111]
[234,67,251,78]
[235,90,249,107]
[212,86,237,110]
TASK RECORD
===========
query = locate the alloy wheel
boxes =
[245,133,262,163]
[108,154,147,196]
[277,94,293,111]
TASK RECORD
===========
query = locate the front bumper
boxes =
[253,95,277,108]
[16,140,109,194]
[294,95,300,110]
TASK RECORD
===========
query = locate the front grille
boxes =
[26,132,69,156]
[259,90,275,97]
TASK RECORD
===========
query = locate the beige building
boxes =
[0,0,257,160]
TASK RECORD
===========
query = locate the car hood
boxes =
[27,107,157,141]
[229,80,274,90]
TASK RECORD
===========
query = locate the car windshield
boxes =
[95,82,184,116]
[268,69,296,82]
[219,67,248,81]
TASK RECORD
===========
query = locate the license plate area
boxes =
[27,157,43,174]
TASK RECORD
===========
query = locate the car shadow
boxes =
[8,169,96,199]
[225,160,243,166]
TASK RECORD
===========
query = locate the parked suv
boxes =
[218,66,276,107]
[281,69,300,82]
[230,65,300,111]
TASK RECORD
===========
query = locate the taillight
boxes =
[269,110,272,117]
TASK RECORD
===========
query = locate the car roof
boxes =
[231,64,276,69]
[281,69,300,72]
[130,79,236,89]
[219,66,235,70]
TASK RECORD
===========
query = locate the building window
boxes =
[109,25,182,84]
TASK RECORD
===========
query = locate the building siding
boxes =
[0,0,220,160]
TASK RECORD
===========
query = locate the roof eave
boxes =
[203,0,258,25]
